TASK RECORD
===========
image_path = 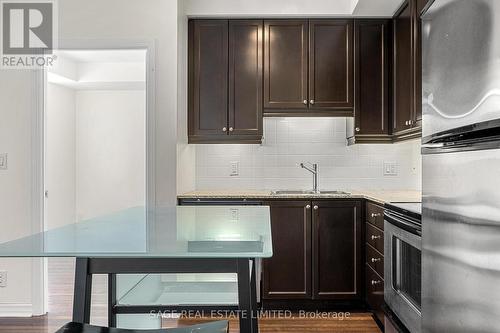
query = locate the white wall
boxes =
[45,83,77,230]
[76,90,145,220]
[0,70,37,315]
[195,118,422,191]
[0,0,179,316]
[58,0,178,207]
[176,0,196,195]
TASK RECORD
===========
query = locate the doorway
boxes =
[44,48,149,229]
[38,43,156,322]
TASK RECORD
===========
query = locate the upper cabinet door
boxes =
[354,19,390,137]
[189,20,228,140]
[414,0,429,127]
[228,20,263,137]
[264,20,308,110]
[309,20,354,111]
[393,2,414,133]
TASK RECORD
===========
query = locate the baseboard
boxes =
[0,303,33,317]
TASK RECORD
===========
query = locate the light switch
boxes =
[383,162,398,176]
[230,161,239,176]
[0,153,7,170]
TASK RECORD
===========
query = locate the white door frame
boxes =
[31,38,157,315]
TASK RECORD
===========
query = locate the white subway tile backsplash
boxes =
[195,118,422,191]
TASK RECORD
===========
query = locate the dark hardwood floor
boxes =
[0,258,381,333]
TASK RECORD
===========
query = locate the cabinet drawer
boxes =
[366,201,384,229]
[366,243,384,278]
[366,223,384,253]
[366,263,384,323]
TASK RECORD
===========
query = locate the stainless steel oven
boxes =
[384,204,422,333]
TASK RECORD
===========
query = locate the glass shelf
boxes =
[118,273,239,306]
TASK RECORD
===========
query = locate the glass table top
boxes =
[0,206,272,258]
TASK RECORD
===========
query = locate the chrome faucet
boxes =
[300,162,319,193]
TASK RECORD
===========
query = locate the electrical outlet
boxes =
[229,161,239,176]
[0,153,7,170]
[0,271,7,287]
[383,162,398,176]
[230,208,239,221]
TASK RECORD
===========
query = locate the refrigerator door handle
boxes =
[421,143,445,149]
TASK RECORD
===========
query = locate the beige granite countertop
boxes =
[178,190,421,205]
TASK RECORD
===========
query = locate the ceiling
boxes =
[183,0,406,17]
[351,0,406,16]
[56,49,147,63]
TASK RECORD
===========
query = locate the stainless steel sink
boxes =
[271,190,350,195]
[317,190,350,195]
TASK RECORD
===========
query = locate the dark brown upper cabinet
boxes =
[229,20,263,138]
[263,20,308,111]
[392,0,423,141]
[189,20,228,141]
[348,19,391,144]
[188,20,263,144]
[309,20,354,111]
[264,19,354,117]
[414,0,431,127]
[262,201,312,300]
[312,200,362,300]
[393,2,413,134]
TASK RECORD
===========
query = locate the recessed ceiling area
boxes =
[351,0,406,16]
[182,0,406,17]
[48,49,147,90]
[56,49,147,63]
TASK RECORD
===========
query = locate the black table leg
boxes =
[250,259,259,333]
[73,258,93,323]
[108,274,117,327]
[237,258,254,333]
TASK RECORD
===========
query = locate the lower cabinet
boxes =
[262,200,362,301]
[366,263,384,322]
[364,201,385,324]
[262,201,312,299]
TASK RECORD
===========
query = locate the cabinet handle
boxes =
[310,99,315,105]
[303,100,308,105]
[306,205,311,209]
[229,127,234,132]
[313,205,318,210]
[371,258,381,263]
[222,127,227,132]
[355,127,360,132]
[371,280,382,285]
[371,213,381,218]
[371,235,381,240]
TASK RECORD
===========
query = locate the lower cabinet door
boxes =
[262,201,312,299]
[312,200,362,300]
[366,263,384,323]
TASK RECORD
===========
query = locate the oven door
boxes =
[385,214,422,333]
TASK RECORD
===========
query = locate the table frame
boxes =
[72,257,259,333]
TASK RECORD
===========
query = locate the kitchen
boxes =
[178,1,423,331]
[0,0,498,332]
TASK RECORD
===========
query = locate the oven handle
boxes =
[384,211,421,236]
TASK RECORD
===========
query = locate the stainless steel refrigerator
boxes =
[421,0,500,332]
